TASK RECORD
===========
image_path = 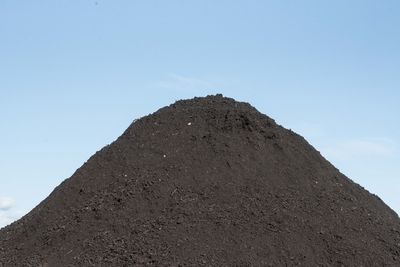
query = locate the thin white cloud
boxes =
[0,197,18,228]
[0,212,16,228]
[158,74,214,91]
[322,139,395,161]
[0,197,14,211]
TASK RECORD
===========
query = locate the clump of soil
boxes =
[1,95,399,266]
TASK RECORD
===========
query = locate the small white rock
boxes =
[163,154,166,158]
[187,122,192,126]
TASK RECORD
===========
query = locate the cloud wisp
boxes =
[0,197,14,211]
[0,212,16,228]
[322,139,395,161]
[0,197,18,228]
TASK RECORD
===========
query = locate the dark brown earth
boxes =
[1,95,399,266]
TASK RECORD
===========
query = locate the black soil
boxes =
[1,95,399,266]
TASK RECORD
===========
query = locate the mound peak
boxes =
[1,95,399,266]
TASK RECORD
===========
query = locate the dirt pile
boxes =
[1,95,399,266]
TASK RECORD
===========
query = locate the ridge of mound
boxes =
[1,94,399,266]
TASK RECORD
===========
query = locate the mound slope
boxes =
[1,95,399,266]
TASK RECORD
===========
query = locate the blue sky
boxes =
[1,1,399,227]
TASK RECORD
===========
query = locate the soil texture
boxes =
[1,95,399,266]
